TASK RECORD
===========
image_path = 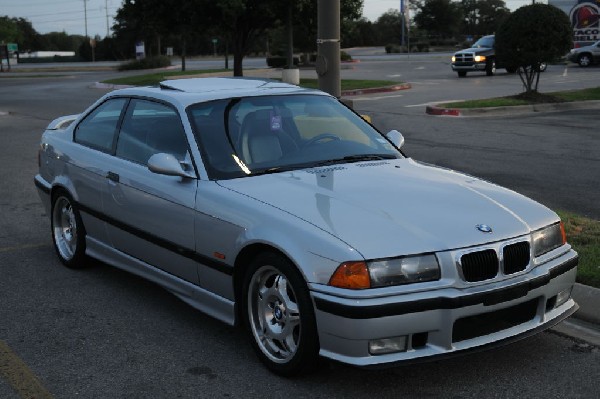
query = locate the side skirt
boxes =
[86,236,236,326]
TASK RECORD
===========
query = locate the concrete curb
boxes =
[572,283,600,325]
[341,83,411,96]
[92,82,133,90]
[426,100,600,117]
[425,105,461,116]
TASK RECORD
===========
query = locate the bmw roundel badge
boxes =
[476,224,493,233]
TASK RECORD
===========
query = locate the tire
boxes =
[51,191,87,268]
[538,62,547,72]
[578,54,592,67]
[457,71,467,77]
[505,67,517,74]
[242,252,319,376]
[486,59,496,76]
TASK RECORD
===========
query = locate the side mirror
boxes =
[386,130,405,149]
[148,153,195,178]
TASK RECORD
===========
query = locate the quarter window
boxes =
[74,98,127,152]
[116,99,189,165]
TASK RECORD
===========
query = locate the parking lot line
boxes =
[0,243,49,253]
[0,340,53,399]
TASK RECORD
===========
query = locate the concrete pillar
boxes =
[317,0,341,98]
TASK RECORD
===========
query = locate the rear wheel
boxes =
[578,53,592,67]
[51,192,87,268]
[242,252,319,376]
[457,71,467,77]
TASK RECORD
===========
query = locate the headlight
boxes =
[329,254,441,289]
[474,55,486,62]
[532,222,566,257]
[368,254,441,287]
[451,56,456,62]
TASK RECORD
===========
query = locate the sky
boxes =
[0,0,541,39]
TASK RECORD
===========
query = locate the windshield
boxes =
[187,94,402,180]
[472,36,494,49]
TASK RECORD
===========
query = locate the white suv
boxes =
[568,40,600,67]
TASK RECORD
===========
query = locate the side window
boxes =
[116,99,189,165]
[74,98,127,152]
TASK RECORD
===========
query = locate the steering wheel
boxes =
[304,133,341,146]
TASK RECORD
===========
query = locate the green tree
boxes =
[373,9,402,45]
[113,0,214,70]
[15,18,49,51]
[0,16,20,43]
[461,0,510,36]
[342,17,377,47]
[496,4,572,94]
[414,0,463,39]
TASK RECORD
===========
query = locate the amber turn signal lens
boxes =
[329,261,371,289]
[560,221,567,245]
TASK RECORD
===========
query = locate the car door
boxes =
[71,97,128,245]
[103,98,199,283]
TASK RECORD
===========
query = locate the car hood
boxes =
[218,159,557,259]
[455,47,491,55]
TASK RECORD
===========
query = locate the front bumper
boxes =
[451,62,486,72]
[311,249,578,367]
[567,53,579,63]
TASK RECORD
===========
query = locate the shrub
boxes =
[118,55,171,71]
[340,51,353,62]
[496,4,572,93]
[385,43,402,53]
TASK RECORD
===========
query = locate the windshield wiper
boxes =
[249,155,397,176]
[250,165,308,176]
[313,154,397,166]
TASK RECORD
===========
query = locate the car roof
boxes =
[109,77,328,108]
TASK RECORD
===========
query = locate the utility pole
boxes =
[317,0,341,98]
[400,0,405,49]
[286,1,293,69]
[83,0,88,38]
[105,0,110,37]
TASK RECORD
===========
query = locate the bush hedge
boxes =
[118,55,171,71]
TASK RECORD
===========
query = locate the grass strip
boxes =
[557,210,600,288]
[441,86,600,109]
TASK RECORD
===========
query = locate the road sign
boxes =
[7,43,18,52]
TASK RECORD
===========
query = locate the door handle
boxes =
[106,171,120,182]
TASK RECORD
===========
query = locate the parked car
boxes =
[568,40,600,66]
[451,35,547,77]
[35,78,578,376]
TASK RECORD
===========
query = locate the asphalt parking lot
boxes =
[1,58,599,398]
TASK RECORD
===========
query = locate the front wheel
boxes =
[242,252,319,376]
[538,62,547,72]
[578,54,592,67]
[51,192,87,268]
